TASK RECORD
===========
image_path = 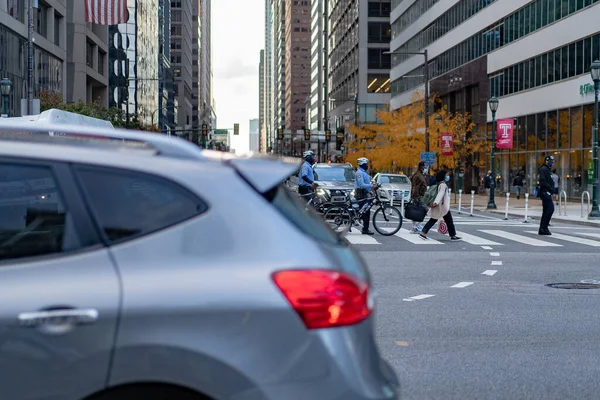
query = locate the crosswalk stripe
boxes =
[574,232,600,239]
[345,231,381,244]
[479,230,562,247]
[455,232,503,246]
[394,229,443,244]
[525,231,600,247]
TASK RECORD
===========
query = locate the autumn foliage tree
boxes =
[346,91,489,176]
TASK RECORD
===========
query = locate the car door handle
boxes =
[18,309,99,328]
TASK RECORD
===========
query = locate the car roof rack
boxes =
[0,121,207,161]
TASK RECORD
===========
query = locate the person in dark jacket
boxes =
[409,161,428,233]
[538,155,555,235]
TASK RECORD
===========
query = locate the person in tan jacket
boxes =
[419,170,462,241]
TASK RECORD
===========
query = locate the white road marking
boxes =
[524,231,600,247]
[479,230,562,247]
[481,246,493,250]
[345,231,381,245]
[575,232,600,238]
[482,270,498,276]
[394,229,443,245]
[490,252,500,256]
[491,261,503,265]
[456,232,503,246]
[451,282,474,288]
[403,294,435,302]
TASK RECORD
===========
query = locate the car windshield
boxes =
[314,166,355,182]
[379,175,409,185]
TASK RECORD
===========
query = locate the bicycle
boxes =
[323,190,403,236]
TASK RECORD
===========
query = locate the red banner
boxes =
[496,118,514,149]
[440,132,453,156]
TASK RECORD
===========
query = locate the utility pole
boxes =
[322,0,329,132]
[423,49,429,153]
[27,0,35,115]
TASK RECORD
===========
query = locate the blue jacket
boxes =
[298,161,314,187]
[355,168,372,193]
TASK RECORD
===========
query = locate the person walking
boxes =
[409,161,427,233]
[538,156,555,235]
[513,172,524,200]
[419,170,462,241]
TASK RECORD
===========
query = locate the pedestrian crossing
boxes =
[345,227,600,249]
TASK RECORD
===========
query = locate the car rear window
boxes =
[266,185,341,245]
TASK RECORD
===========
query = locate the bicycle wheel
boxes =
[323,206,352,234]
[372,205,403,236]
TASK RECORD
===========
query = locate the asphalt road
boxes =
[362,210,600,399]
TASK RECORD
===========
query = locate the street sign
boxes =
[420,152,436,166]
[213,129,228,135]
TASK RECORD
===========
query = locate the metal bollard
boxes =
[401,192,405,217]
[469,190,475,216]
[523,193,529,223]
[582,191,591,218]
[558,190,567,216]
[458,189,463,214]
[504,192,510,220]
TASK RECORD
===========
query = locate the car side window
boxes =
[0,163,82,261]
[75,167,208,243]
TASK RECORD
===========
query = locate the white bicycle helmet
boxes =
[357,157,369,166]
[303,150,315,159]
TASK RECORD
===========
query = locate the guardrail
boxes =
[581,191,590,218]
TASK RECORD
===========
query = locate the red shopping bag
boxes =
[438,220,448,235]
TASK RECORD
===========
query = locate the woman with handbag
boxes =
[419,170,462,241]
[408,161,428,233]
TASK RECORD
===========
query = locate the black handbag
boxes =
[405,199,427,222]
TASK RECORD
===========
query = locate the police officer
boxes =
[538,155,555,235]
[298,150,316,201]
[355,157,378,235]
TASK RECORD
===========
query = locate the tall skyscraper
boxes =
[261,0,274,153]
[284,0,311,132]
[272,0,285,152]
[259,50,265,151]
[328,0,391,129]
[199,0,215,129]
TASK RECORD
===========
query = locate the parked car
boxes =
[0,123,399,400]
[374,173,412,206]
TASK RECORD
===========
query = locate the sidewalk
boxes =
[447,192,600,228]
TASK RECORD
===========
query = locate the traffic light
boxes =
[201,124,208,137]
[234,123,239,135]
[304,128,310,141]
[325,129,331,142]
[277,128,283,140]
[336,127,345,151]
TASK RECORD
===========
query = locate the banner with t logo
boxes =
[440,132,453,156]
[496,118,514,149]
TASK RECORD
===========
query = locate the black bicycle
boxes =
[323,190,403,236]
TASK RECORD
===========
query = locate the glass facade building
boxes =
[109,0,160,126]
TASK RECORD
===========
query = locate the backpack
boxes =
[422,184,439,207]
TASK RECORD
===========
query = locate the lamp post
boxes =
[0,78,12,118]
[488,97,499,210]
[384,50,430,152]
[589,60,600,219]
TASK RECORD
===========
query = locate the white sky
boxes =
[212,0,263,153]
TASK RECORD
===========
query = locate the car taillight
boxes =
[272,269,371,330]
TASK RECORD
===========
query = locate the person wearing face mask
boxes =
[419,170,462,241]
[409,161,428,233]
[538,155,555,235]
[355,157,379,235]
[297,150,316,202]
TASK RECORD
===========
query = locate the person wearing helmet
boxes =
[355,157,378,235]
[538,155,555,235]
[298,150,316,201]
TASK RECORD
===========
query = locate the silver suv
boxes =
[0,124,398,400]
[313,162,357,204]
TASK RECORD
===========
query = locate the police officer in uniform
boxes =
[355,157,378,235]
[538,155,555,235]
[298,150,316,201]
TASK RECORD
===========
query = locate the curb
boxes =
[478,209,600,228]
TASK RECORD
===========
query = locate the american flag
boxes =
[85,0,128,26]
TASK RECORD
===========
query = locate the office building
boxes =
[0,0,67,116]
[284,0,311,132]
[259,50,265,151]
[328,0,391,129]
[158,0,176,132]
[250,118,260,152]
[109,0,160,126]
[169,0,194,133]
[261,0,274,152]
[198,0,215,129]
[272,0,285,150]
[390,0,600,198]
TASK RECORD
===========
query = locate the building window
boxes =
[7,0,25,23]
[54,12,61,46]
[368,1,391,17]
[35,2,49,38]
[368,22,391,43]
[367,74,391,93]
[368,48,391,69]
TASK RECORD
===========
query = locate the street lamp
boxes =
[488,97,499,210]
[384,50,430,152]
[1,78,12,118]
[588,60,600,219]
